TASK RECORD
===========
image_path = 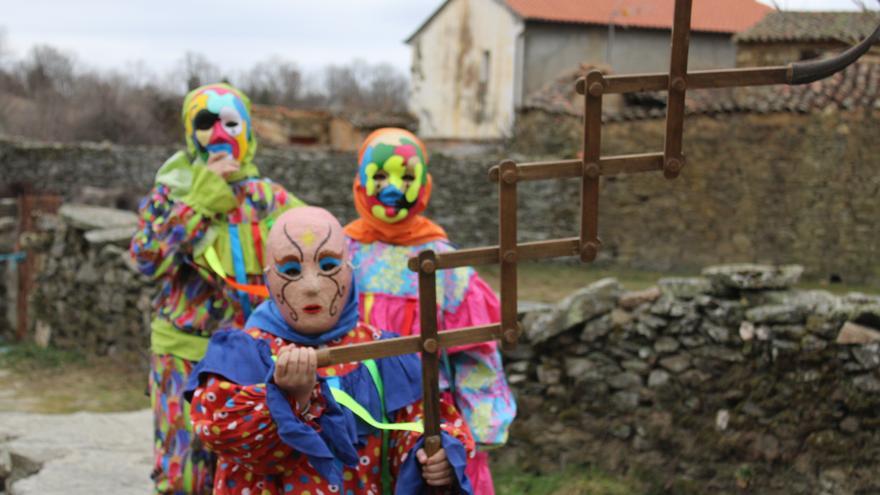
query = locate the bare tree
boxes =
[176,51,223,91]
[366,62,409,113]
[20,44,76,96]
[321,59,408,113]
[237,57,303,106]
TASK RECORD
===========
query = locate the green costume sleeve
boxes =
[181,165,238,215]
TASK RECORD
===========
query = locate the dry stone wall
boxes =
[26,205,152,356]
[501,265,880,494]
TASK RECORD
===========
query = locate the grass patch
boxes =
[0,343,85,371]
[480,262,684,302]
[493,465,643,495]
[479,261,878,303]
[0,343,149,414]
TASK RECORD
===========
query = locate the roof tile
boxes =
[505,0,771,33]
[523,61,880,121]
[735,10,880,43]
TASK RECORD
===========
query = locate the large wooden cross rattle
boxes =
[316,0,880,461]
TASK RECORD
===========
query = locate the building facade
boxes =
[407,0,770,140]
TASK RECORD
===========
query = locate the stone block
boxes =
[703,264,803,291]
[525,278,621,344]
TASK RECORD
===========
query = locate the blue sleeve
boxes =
[183,329,273,401]
[395,432,473,495]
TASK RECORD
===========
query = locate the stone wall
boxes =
[500,265,880,494]
[26,205,152,356]
[2,106,879,287]
[513,109,880,286]
[0,198,17,339]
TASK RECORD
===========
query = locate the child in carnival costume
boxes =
[344,128,516,494]
[185,206,476,494]
[130,83,303,494]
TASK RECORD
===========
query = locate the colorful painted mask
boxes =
[357,128,429,224]
[265,207,352,334]
[182,83,253,164]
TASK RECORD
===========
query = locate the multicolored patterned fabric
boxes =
[132,178,301,337]
[347,237,517,495]
[189,324,475,494]
[132,83,304,495]
[349,239,471,314]
[150,353,215,495]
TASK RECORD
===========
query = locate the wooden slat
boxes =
[663,0,692,179]
[518,237,581,260]
[688,66,790,89]
[410,245,498,270]
[315,324,500,368]
[437,324,498,348]
[603,73,669,94]
[487,154,663,182]
[601,66,790,94]
[600,152,664,176]
[407,237,582,271]
[315,334,421,367]
[489,159,582,182]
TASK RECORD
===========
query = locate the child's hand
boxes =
[417,447,453,487]
[206,152,240,179]
[273,345,317,408]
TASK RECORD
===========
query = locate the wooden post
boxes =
[663,0,692,179]
[498,160,520,349]
[580,70,604,262]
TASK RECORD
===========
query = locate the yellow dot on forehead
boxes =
[301,228,316,247]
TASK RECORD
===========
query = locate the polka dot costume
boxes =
[190,324,474,494]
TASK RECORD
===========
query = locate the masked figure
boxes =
[186,207,475,494]
[345,128,516,494]
[130,83,304,494]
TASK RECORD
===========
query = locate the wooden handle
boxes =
[424,434,442,457]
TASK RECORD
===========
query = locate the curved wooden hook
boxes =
[790,22,880,84]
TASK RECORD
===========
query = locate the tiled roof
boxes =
[522,61,880,121]
[505,0,771,33]
[735,10,880,43]
[406,0,771,43]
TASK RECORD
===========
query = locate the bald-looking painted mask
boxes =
[357,128,429,224]
[265,207,353,334]
[183,84,253,163]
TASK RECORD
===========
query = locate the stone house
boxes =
[735,10,880,67]
[250,105,416,151]
[406,0,770,140]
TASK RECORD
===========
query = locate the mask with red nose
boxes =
[265,207,354,335]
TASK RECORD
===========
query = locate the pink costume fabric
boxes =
[344,128,515,494]
[347,238,517,494]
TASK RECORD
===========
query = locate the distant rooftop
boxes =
[407,0,771,42]
[735,10,880,44]
[506,0,771,33]
[523,61,880,121]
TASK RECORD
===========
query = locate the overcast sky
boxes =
[1,0,874,78]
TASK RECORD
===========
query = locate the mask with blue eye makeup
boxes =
[318,257,341,272]
[264,207,354,334]
[276,260,302,278]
